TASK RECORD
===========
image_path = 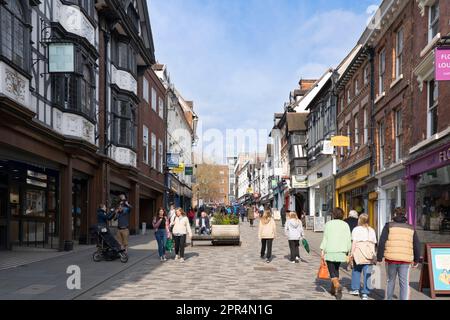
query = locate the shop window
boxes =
[112,96,137,149]
[25,190,46,217]
[0,0,30,73]
[428,2,439,43]
[427,79,438,137]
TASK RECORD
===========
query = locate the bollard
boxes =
[142,222,146,235]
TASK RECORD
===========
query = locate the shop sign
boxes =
[292,175,308,188]
[172,163,185,174]
[435,48,450,81]
[439,147,450,163]
[322,140,334,155]
[185,166,193,175]
[336,163,370,189]
[167,153,180,168]
[49,43,75,73]
[331,136,350,147]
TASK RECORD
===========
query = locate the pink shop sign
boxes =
[435,48,450,81]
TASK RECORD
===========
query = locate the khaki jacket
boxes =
[258,218,276,239]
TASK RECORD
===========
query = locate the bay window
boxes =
[112,96,136,149]
[52,56,95,120]
[0,0,30,73]
[113,39,137,76]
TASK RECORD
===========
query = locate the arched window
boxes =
[0,0,29,72]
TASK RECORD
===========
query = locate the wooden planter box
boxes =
[211,225,240,246]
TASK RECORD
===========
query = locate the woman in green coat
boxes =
[320,207,352,299]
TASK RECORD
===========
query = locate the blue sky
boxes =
[148,0,381,164]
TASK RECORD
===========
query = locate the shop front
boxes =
[406,142,450,244]
[307,160,334,218]
[376,166,406,236]
[335,162,370,219]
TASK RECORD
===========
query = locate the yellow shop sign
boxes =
[331,136,350,147]
[336,163,370,189]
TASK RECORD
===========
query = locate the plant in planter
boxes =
[210,213,240,244]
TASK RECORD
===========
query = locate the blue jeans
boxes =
[386,263,411,300]
[155,229,167,257]
[351,264,373,295]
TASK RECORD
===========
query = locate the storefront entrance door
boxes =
[0,185,8,250]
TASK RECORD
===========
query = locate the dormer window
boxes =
[0,0,31,74]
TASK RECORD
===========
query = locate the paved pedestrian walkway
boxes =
[76,220,362,300]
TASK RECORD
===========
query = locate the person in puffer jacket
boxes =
[285,212,305,263]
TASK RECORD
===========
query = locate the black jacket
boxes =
[198,216,210,229]
[377,216,421,263]
[345,217,359,232]
[97,208,115,227]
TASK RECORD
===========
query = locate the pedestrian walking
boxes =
[259,209,276,263]
[345,210,359,232]
[259,204,264,217]
[187,207,195,226]
[320,207,352,299]
[377,207,420,300]
[239,205,246,222]
[285,211,305,263]
[170,208,193,262]
[280,205,287,227]
[247,205,255,227]
[115,194,131,253]
[152,208,170,262]
[349,213,377,300]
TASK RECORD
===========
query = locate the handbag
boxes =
[302,238,310,254]
[352,228,376,265]
[165,238,174,252]
[317,257,330,280]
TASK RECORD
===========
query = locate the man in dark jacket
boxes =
[280,206,287,227]
[198,211,210,235]
[345,210,359,232]
[116,194,131,253]
[96,204,122,251]
[239,205,246,222]
[377,207,421,300]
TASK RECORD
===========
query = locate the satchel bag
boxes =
[353,241,376,265]
[317,257,330,280]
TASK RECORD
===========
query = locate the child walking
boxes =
[285,212,305,263]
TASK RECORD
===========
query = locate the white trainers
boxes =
[291,260,296,264]
[361,294,369,300]
[160,257,164,262]
[180,258,185,262]
[349,290,360,296]
[175,255,180,260]
[295,256,300,261]
[163,256,167,261]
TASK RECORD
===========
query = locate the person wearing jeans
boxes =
[152,208,170,261]
[170,208,192,262]
[349,213,377,300]
[258,210,276,263]
[377,208,420,300]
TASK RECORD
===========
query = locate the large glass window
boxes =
[112,96,136,149]
[0,0,30,73]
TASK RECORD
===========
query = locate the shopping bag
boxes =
[165,238,174,252]
[317,257,330,280]
[302,238,310,254]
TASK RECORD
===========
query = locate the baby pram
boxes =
[91,225,128,263]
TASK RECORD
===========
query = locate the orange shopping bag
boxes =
[317,257,330,280]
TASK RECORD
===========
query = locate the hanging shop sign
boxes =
[172,163,185,174]
[419,244,450,299]
[435,48,450,81]
[48,43,75,73]
[291,175,308,189]
[185,166,193,175]
[322,140,334,155]
[167,153,180,168]
[331,136,350,147]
